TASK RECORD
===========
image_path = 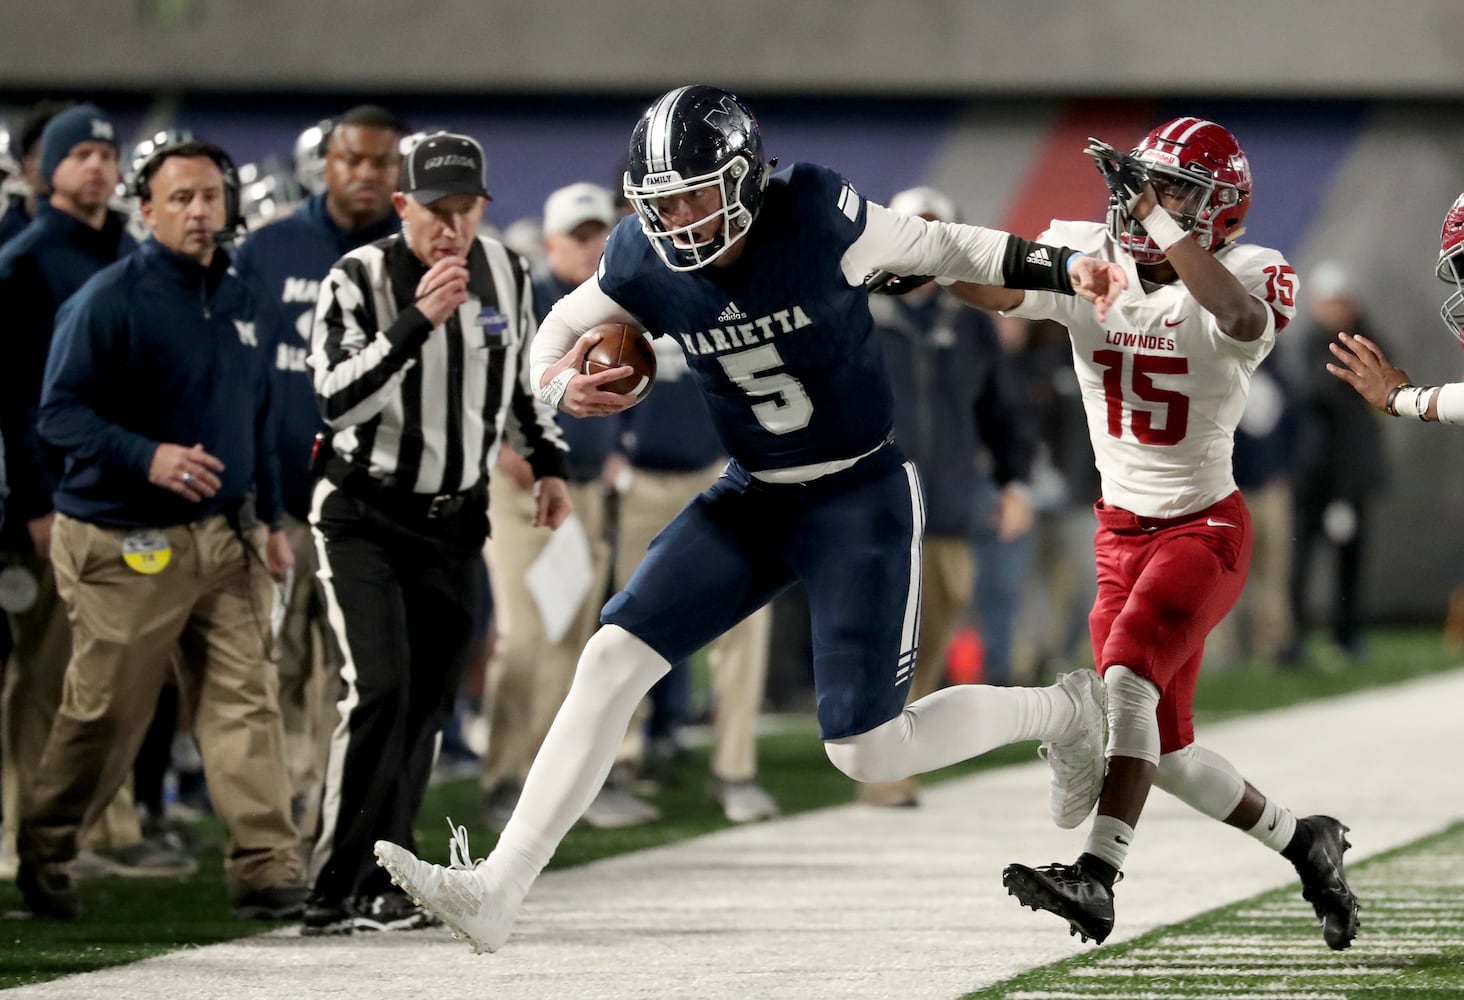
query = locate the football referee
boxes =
[302,132,570,934]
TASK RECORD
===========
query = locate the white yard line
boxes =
[11,670,1463,1000]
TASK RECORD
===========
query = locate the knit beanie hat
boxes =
[39,104,117,183]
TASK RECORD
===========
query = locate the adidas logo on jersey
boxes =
[717,301,748,323]
[1025,246,1052,267]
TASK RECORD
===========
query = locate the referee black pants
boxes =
[307,480,487,903]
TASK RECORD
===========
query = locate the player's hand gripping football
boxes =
[1326,331,1412,411]
[539,331,638,418]
[1085,138,1156,217]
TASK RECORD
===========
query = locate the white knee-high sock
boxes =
[483,625,669,902]
[824,682,1079,783]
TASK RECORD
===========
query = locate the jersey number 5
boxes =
[718,344,814,435]
[1094,349,1189,445]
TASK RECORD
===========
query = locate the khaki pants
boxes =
[21,514,299,892]
[1210,481,1294,663]
[480,478,610,792]
[860,535,975,805]
[2,548,140,857]
[615,463,771,782]
[275,515,338,842]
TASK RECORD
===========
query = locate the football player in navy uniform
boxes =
[374,84,1128,953]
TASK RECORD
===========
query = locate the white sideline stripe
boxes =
[8,670,1464,1000]
[1087,957,1402,969]
[1130,946,1448,958]
[1165,934,1462,947]
[1009,994,1349,1000]
[1072,966,1393,977]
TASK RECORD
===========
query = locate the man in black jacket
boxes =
[303,133,569,935]
[18,140,304,921]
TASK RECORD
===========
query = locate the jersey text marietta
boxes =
[676,305,814,357]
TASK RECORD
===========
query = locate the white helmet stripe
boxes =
[645,86,691,175]
[1159,117,1206,146]
[1156,116,1200,144]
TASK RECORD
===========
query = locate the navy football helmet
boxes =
[0,120,17,181]
[125,127,196,200]
[239,155,305,230]
[293,118,336,196]
[624,85,770,271]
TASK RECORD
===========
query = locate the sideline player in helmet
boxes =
[949,117,1360,950]
[293,118,333,196]
[1328,191,1464,424]
[373,83,1130,953]
[117,127,195,240]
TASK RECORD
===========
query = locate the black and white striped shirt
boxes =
[310,235,566,494]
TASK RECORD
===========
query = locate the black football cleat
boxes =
[1291,815,1361,950]
[16,859,82,920]
[1002,861,1115,944]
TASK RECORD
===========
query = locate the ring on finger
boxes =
[181,471,196,485]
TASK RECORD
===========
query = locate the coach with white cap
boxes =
[302,131,570,935]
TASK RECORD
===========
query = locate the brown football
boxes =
[582,322,657,400]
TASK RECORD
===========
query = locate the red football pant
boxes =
[1088,491,1252,754]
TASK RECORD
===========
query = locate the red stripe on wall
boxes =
[998,101,1159,240]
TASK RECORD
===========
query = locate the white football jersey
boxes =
[1006,221,1297,519]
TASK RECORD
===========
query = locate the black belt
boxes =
[325,458,479,521]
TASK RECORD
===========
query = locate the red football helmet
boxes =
[1436,192,1464,345]
[1110,117,1252,264]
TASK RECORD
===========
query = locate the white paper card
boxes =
[525,512,593,643]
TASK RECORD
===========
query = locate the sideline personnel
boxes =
[303,132,569,934]
[18,139,304,920]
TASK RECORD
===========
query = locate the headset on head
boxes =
[131,139,246,245]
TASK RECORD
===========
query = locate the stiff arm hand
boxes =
[1069,256,1128,323]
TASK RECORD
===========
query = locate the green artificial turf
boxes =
[0,627,1457,989]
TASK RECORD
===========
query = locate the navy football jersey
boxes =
[597,163,893,472]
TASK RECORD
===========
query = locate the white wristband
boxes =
[537,369,575,411]
[1393,385,1437,421]
[1433,383,1464,424]
[1139,205,1188,251]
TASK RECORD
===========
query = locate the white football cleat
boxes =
[373,820,516,954]
[1040,669,1108,829]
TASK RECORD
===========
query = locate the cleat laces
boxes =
[447,817,483,872]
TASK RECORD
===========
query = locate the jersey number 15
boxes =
[1094,349,1189,445]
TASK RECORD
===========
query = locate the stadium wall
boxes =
[0,1,1460,97]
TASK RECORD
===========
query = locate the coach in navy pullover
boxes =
[0,151,136,549]
[234,190,398,519]
[39,235,282,530]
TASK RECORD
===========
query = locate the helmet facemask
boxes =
[1439,245,1464,346]
[1436,193,1464,345]
[624,154,756,272]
